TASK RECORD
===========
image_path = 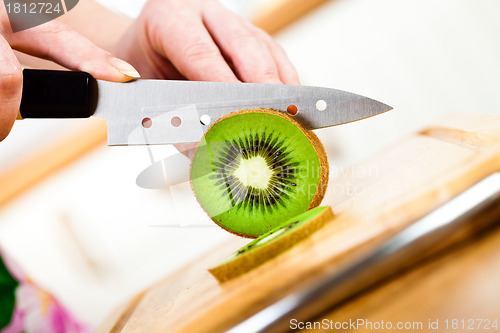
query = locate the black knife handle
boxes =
[19,69,97,119]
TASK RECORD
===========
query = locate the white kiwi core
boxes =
[255,227,287,246]
[233,156,273,189]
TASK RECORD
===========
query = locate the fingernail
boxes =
[111,57,141,78]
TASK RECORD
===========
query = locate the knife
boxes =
[17,69,392,146]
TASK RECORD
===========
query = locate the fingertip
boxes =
[255,32,301,85]
[174,142,198,161]
[110,57,141,80]
[284,73,301,86]
[80,57,141,83]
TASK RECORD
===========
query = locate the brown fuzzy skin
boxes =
[190,108,329,238]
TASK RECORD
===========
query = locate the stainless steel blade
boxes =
[93,80,392,146]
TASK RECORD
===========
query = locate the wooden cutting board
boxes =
[97,113,500,333]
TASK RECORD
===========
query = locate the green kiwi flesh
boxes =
[190,109,328,238]
[209,206,334,282]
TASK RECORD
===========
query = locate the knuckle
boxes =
[0,66,22,90]
[253,26,271,39]
[262,69,279,81]
[183,42,219,63]
[232,29,259,47]
[252,64,280,83]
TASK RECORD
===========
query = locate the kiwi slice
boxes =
[209,206,333,282]
[190,108,329,237]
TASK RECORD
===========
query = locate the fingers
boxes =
[7,21,140,82]
[0,35,22,141]
[203,4,300,85]
[202,5,279,84]
[174,142,198,160]
[118,0,299,84]
[257,29,301,85]
[146,1,238,82]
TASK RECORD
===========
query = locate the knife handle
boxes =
[18,69,97,119]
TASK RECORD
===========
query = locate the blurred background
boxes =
[0,0,499,328]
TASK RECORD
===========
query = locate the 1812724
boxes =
[444,319,498,330]
[5,2,63,14]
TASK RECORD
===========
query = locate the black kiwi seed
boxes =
[284,221,300,231]
[210,132,300,213]
[232,220,300,257]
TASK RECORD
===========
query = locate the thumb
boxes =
[7,21,140,82]
[0,35,22,141]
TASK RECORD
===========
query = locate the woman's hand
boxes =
[0,0,300,145]
[0,3,139,141]
[115,0,300,84]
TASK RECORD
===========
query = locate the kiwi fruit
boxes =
[209,206,333,282]
[190,108,329,238]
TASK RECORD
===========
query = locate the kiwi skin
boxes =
[190,108,330,238]
[209,206,334,283]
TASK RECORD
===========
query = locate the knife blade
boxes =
[18,69,392,146]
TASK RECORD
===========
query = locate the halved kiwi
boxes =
[190,108,329,238]
[209,206,333,282]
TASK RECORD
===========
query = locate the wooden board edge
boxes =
[94,292,145,333]
[252,0,332,34]
[0,118,107,208]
